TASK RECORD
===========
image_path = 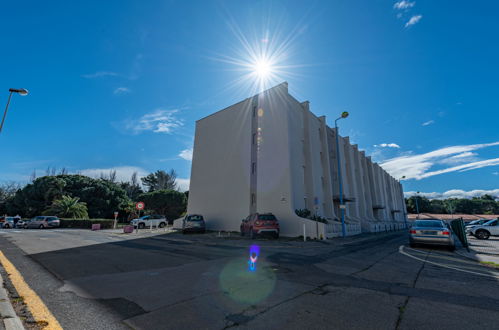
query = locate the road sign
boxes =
[339,204,346,209]
[114,211,118,218]
[136,202,145,210]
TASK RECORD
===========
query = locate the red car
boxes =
[240,213,279,239]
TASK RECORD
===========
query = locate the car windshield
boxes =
[483,220,497,226]
[414,220,444,228]
[468,220,480,225]
[258,214,276,220]
[187,215,204,221]
[35,216,45,220]
[139,216,150,220]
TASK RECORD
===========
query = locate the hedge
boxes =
[59,219,118,229]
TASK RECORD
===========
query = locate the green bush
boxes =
[59,219,117,229]
[295,208,311,218]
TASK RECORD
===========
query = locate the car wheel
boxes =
[409,242,417,248]
[23,225,28,229]
[448,245,456,251]
[273,233,279,239]
[3,224,9,229]
[159,222,166,228]
[240,230,244,236]
[138,223,145,229]
[39,224,44,229]
[476,230,490,240]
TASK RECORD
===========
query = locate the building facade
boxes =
[187,83,407,238]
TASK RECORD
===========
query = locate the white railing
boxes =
[325,222,361,238]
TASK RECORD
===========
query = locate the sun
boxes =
[210,15,305,95]
[253,59,273,79]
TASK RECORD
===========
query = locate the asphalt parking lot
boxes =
[0,228,498,330]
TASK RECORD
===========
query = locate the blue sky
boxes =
[1,0,498,198]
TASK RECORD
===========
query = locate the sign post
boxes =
[314,197,319,239]
[113,211,118,229]
[135,202,145,233]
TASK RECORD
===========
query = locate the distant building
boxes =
[187,83,407,238]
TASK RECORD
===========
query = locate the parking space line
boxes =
[0,251,62,330]
[398,245,499,279]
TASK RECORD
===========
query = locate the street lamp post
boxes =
[415,191,420,219]
[335,111,349,237]
[1,88,29,133]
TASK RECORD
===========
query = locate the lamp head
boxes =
[341,111,349,118]
[9,88,29,96]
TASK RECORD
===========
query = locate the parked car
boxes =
[25,216,61,229]
[468,219,499,240]
[130,215,168,229]
[16,219,29,229]
[240,213,280,239]
[0,216,15,229]
[465,219,490,228]
[182,214,206,234]
[409,219,455,250]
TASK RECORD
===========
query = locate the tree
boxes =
[44,195,88,219]
[120,182,143,201]
[141,169,178,192]
[7,175,131,218]
[0,182,21,215]
[444,199,458,216]
[138,189,187,220]
[406,196,431,213]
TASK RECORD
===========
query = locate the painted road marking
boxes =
[398,245,499,279]
[0,251,62,330]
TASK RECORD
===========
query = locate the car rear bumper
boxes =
[410,235,454,246]
[256,228,279,235]
[183,227,205,232]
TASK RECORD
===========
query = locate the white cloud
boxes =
[404,189,499,200]
[176,178,190,192]
[179,148,193,161]
[125,109,183,134]
[493,172,499,176]
[114,87,130,95]
[374,143,400,148]
[381,141,499,180]
[80,166,148,182]
[82,71,118,79]
[438,152,478,165]
[422,120,434,126]
[405,15,423,27]
[394,1,415,10]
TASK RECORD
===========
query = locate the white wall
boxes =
[187,98,253,232]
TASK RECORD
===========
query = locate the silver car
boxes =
[26,216,61,229]
[469,219,499,239]
[409,219,455,250]
[182,214,206,234]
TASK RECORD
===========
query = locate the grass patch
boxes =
[480,261,499,268]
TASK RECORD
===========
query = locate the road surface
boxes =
[0,229,497,329]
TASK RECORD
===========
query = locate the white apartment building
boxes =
[187,82,407,238]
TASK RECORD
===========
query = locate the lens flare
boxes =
[248,244,260,271]
[219,245,275,305]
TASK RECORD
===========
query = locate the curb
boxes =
[0,273,24,330]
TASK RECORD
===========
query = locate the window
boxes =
[252,162,256,174]
[252,133,256,145]
[253,106,256,117]
[251,193,256,205]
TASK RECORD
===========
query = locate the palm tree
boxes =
[44,195,88,219]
